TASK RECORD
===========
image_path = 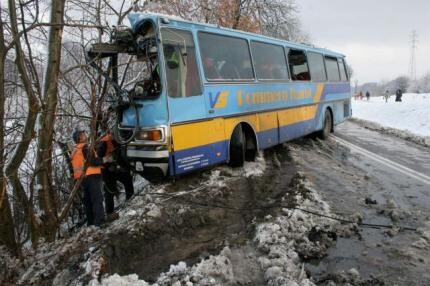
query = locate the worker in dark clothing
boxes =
[97,128,134,216]
[71,128,111,226]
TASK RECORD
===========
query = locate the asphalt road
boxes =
[292,120,430,285]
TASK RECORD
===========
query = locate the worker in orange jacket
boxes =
[71,128,112,226]
[98,130,134,216]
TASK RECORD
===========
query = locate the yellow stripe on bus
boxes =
[277,105,317,126]
[171,104,320,152]
[313,83,324,103]
[171,118,226,151]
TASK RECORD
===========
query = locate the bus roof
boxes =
[128,13,345,58]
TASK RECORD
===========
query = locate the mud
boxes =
[101,147,297,282]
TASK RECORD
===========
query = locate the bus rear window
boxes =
[198,32,254,81]
[251,41,289,80]
[325,56,340,82]
[288,49,310,81]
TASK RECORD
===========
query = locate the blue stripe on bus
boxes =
[279,119,316,142]
[257,128,279,149]
[172,140,228,174]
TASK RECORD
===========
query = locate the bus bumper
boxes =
[126,147,169,177]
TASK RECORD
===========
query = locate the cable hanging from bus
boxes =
[87,13,351,180]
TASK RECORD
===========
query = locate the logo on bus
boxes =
[209,91,229,109]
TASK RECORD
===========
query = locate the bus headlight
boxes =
[135,129,163,141]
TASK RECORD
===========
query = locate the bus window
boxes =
[307,52,327,82]
[161,28,202,98]
[338,58,348,81]
[198,32,254,81]
[288,49,310,81]
[251,41,289,80]
[325,56,341,82]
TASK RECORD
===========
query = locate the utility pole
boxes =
[408,30,418,83]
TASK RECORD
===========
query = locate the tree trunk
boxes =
[35,0,66,240]
[0,15,19,256]
[6,0,42,247]
[232,0,242,29]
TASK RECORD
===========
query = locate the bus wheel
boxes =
[229,125,246,167]
[318,109,332,140]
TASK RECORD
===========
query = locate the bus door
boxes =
[161,28,207,174]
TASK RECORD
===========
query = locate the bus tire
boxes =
[318,109,332,140]
[229,125,245,167]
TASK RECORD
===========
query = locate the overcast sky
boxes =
[297,0,430,84]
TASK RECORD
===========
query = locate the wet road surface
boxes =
[292,120,430,285]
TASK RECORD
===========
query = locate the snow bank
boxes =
[352,93,430,137]
[253,175,335,286]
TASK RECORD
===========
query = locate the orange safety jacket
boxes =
[100,134,115,157]
[71,143,101,179]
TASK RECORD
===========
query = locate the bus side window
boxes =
[161,28,202,98]
[288,49,310,81]
[202,57,221,79]
[308,52,327,82]
[198,32,254,81]
[251,41,289,80]
[325,56,341,82]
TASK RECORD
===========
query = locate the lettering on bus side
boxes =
[177,154,208,171]
[235,88,313,107]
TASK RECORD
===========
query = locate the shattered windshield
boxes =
[117,21,161,98]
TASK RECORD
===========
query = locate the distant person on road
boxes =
[366,91,370,101]
[359,91,363,100]
[395,88,403,102]
[383,90,390,103]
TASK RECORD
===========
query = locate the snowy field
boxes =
[351,93,430,137]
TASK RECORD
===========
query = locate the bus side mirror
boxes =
[167,59,179,69]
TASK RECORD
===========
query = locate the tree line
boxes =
[358,73,430,97]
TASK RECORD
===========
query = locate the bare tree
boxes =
[5,0,43,248]
[35,0,66,241]
[158,0,307,40]
[0,6,20,257]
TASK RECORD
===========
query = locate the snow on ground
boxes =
[91,153,345,286]
[352,93,430,137]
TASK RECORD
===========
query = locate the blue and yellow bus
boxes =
[88,13,351,179]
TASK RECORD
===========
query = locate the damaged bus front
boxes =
[87,14,179,179]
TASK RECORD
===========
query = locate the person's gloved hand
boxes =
[103,155,115,164]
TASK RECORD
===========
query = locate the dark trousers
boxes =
[102,168,134,214]
[81,174,105,226]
